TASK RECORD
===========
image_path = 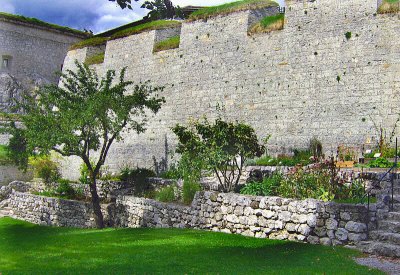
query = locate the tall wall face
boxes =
[62,0,399,177]
[0,19,84,112]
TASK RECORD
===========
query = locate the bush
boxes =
[240,173,282,196]
[119,167,156,196]
[55,182,77,199]
[366,157,394,168]
[182,181,201,205]
[155,184,177,203]
[29,155,60,184]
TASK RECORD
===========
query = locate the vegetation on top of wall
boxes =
[248,13,284,34]
[0,145,12,165]
[84,52,105,66]
[153,35,180,52]
[188,0,279,22]
[377,0,399,14]
[110,20,181,40]
[69,37,108,50]
[0,12,88,37]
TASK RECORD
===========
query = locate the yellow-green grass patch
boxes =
[84,52,105,66]
[248,13,284,34]
[188,0,279,22]
[154,36,180,52]
[110,20,181,40]
[378,0,399,14]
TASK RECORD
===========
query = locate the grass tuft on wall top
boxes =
[188,0,279,22]
[248,13,284,34]
[153,36,180,52]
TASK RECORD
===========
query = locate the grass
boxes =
[0,145,12,165]
[84,52,105,65]
[69,36,108,50]
[0,12,87,36]
[0,217,382,274]
[248,13,284,34]
[378,0,399,13]
[110,20,181,40]
[154,35,180,52]
[188,0,279,22]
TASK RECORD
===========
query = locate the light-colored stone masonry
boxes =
[61,0,399,179]
[6,190,376,246]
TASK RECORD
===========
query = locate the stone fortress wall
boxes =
[62,0,400,179]
[0,16,86,112]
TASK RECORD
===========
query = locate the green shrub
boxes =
[55,182,77,199]
[119,167,156,196]
[159,164,181,179]
[29,155,60,184]
[182,181,201,204]
[79,163,90,185]
[366,157,394,168]
[345,32,352,40]
[156,184,177,202]
[240,173,282,196]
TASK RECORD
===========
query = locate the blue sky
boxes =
[0,0,284,34]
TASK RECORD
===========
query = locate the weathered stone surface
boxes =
[335,228,349,241]
[345,221,367,233]
[326,218,338,230]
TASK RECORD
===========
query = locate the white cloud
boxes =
[0,0,16,13]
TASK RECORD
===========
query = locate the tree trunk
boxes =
[89,177,105,229]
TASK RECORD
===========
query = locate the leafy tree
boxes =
[172,118,265,192]
[11,62,164,228]
[109,0,183,19]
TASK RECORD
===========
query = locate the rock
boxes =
[250,200,260,209]
[325,218,338,230]
[348,233,367,242]
[340,212,351,221]
[209,193,218,202]
[320,237,332,246]
[278,211,291,222]
[307,235,320,244]
[307,214,317,227]
[297,224,311,236]
[345,221,367,233]
[262,210,275,219]
[285,222,298,232]
[335,228,349,241]
[314,227,327,237]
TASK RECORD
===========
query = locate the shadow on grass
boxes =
[0,217,382,274]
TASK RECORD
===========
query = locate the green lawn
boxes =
[0,217,381,274]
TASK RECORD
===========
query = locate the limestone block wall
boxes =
[61,0,400,178]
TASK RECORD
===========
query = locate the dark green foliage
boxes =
[29,155,60,184]
[110,0,183,19]
[345,32,352,40]
[119,167,156,196]
[5,122,29,170]
[0,218,383,274]
[366,157,394,168]
[240,173,282,196]
[155,184,177,202]
[159,164,180,179]
[55,181,78,199]
[8,61,164,228]
[182,181,201,204]
[173,118,264,192]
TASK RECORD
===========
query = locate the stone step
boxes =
[358,241,400,258]
[370,230,400,245]
[379,221,400,233]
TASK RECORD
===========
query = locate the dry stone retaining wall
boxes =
[6,189,376,246]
